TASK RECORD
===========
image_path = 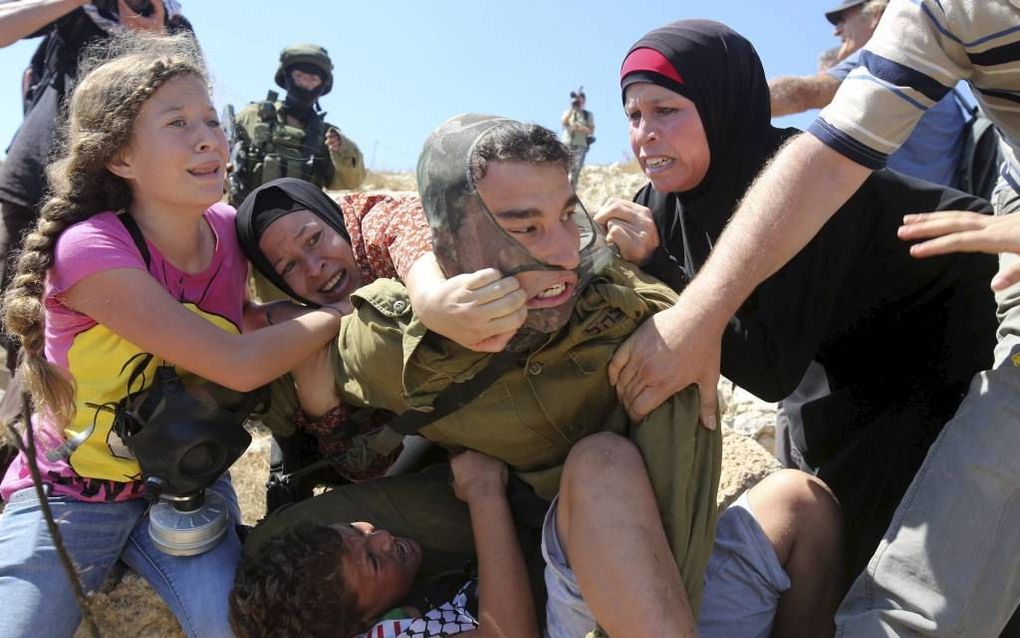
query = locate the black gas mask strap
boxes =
[117,212,151,269]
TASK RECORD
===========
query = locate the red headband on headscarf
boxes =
[620,47,684,85]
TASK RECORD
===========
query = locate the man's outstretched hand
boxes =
[608,302,723,427]
[899,211,1020,290]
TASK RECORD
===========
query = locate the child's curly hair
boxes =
[1,31,209,426]
[229,522,365,638]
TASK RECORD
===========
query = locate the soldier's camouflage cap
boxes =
[417,114,612,343]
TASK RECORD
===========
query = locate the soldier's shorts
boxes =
[542,490,790,638]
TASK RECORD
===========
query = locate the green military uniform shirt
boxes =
[261,258,722,611]
[234,100,366,199]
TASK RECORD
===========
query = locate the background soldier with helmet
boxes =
[228,43,366,207]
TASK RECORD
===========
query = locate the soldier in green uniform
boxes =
[245,115,722,624]
[228,43,365,208]
[236,116,845,637]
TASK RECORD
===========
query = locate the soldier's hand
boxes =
[407,253,527,353]
[451,451,508,505]
[325,128,343,153]
[594,198,660,265]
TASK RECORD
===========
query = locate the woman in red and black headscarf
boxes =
[600,20,997,586]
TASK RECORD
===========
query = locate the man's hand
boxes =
[900,210,1020,290]
[325,128,343,154]
[406,253,527,352]
[451,450,508,505]
[593,198,660,264]
[118,0,165,33]
[608,302,723,427]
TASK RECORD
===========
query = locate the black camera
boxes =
[570,87,585,109]
[92,0,157,18]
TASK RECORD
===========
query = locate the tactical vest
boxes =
[240,101,332,195]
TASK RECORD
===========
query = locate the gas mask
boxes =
[107,362,266,555]
[417,114,612,348]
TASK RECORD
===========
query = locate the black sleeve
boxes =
[719,224,855,401]
[718,170,992,401]
[632,183,690,292]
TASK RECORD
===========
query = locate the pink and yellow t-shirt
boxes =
[1,203,248,503]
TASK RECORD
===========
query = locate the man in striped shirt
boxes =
[608,1,1020,635]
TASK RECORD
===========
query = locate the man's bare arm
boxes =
[696,133,870,307]
[0,0,86,48]
[451,452,538,638]
[769,74,840,117]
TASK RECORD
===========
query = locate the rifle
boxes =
[223,103,249,207]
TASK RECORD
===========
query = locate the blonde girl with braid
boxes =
[0,32,343,638]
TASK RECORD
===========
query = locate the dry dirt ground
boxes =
[0,164,783,637]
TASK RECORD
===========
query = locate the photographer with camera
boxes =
[560,87,594,186]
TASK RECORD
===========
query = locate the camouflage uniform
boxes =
[228,44,365,207]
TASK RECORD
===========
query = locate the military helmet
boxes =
[275,43,333,96]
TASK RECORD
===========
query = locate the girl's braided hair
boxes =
[2,31,210,427]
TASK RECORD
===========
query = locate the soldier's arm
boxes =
[254,287,413,431]
[334,280,426,412]
[255,374,301,437]
[337,278,481,411]
[327,132,367,190]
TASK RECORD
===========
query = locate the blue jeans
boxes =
[0,476,241,638]
[836,178,1020,636]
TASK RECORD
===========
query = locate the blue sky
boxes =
[0,1,841,171]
